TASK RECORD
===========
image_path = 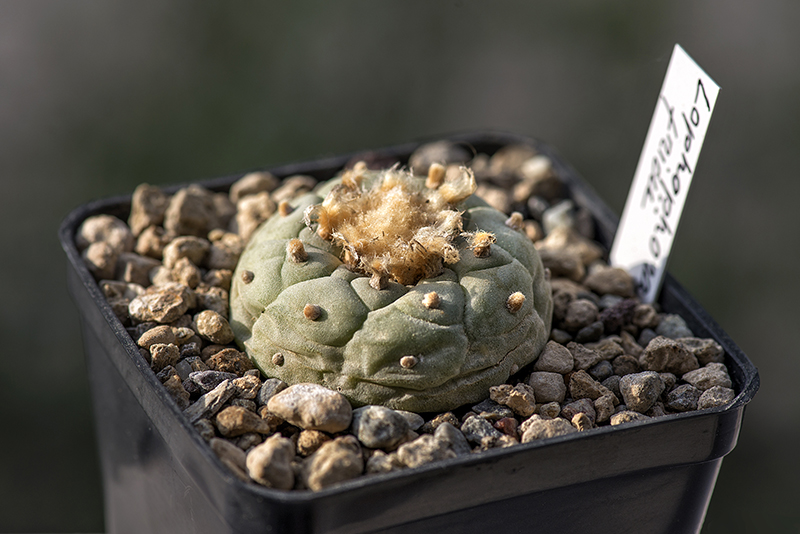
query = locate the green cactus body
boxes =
[230,166,553,412]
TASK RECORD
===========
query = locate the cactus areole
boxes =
[230,164,553,412]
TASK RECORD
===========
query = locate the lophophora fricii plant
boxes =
[230,162,553,412]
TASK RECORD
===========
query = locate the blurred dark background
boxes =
[1,1,797,532]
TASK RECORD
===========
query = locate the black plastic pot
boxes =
[60,132,759,534]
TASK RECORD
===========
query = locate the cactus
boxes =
[230,163,553,412]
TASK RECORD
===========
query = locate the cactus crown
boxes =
[302,164,477,286]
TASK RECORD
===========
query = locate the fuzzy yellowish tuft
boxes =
[303,166,477,286]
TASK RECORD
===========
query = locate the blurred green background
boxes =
[1,1,797,532]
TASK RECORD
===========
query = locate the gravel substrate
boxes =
[76,140,737,491]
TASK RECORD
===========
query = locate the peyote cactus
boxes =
[230,162,553,412]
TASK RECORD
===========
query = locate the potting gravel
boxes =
[76,140,738,491]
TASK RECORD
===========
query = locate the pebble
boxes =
[396,434,457,469]
[234,192,277,241]
[256,378,289,406]
[171,257,202,288]
[698,386,736,409]
[206,348,254,376]
[135,225,170,259]
[161,372,190,409]
[395,410,425,432]
[116,252,161,287]
[365,450,404,475]
[588,360,614,382]
[601,375,622,398]
[194,310,234,345]
[129,184,169,236]
[538,248,585,282]
[184,379,238,423]
[561,398,596,426]
[549,328,572,345]
[609,411,651,426]
[162,236,210,270]
[569,370,613,401]
[533,341,575,374]
[137,325,177,349]
[215,406,273,437]
[267,383,352,433]
[633,304,660,329]
[682,363,732,391]
[209,437,248,481]
[665,384,703,412]
[470,399,514,421]
[229,171,279,203]
[585,338,624,361]
[574,321,604,343]
[232,374,261,400]
[538,402,561,419]
[351,405,411,450]
[639,336,699,375]
[129,284,193,324]
[542,199,576,234]
[419,412,459,434]
[246,435,295,490]
[583,267,635,298]
[164,185,218,238]
[618,371,665,413]
[149,343,180,372]
[638,328,658,348]
[408,140,471,175]
[296,430,331,457]
[190,370,238,393]
[571,413,592,431]
[678,337,725,366]
[193,419,216,441]
[598,298,637,334]
[655,314,694,339]
[488,383,537,417]
[563,299,599,332]
[82,241,118,280]
[207,232,244,271]
[493,417,520,439]
[567,342,603,371]
[594,394,616,424]
[270,175,317,205]
[520,418,578,443]
[460,415,503,444]
[527,371,567,403]
[235,432,262,451]
[76,214,135,254]
[302,436,364,491]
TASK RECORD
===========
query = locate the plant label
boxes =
[610,44,720,303]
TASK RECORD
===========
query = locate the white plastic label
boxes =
[610,44,720,303]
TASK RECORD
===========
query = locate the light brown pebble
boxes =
[639,336,699,375]
[234,192,277,241]
[677,337,726,366]
[77,214,135,254]
[162,236,210,270]
[583,266,636,298]
[215,406,273,437]
[609,411,652,426]
[232,374,262,400]
[506,292,526,313]
[116,252,161,287]
[271,175,318,204]
[149,343,180,372]
[128,184,169,236]
[210,437,248,481]
[137,325,177,349]
[697,386,736,409]
[538,402,561,418]
[135,225,170,259]
[246,434,295,489]
[229,171,279,203]
[489,383,537,417]
[303,304,322,321]
[235,433,263,451]
[302,436,364,491]
[567,342,603,371]
[164,185,219,238]
[297,430,332,457]
[83,242,119,280]
[206,348,254,376]
[682,363,732,391]
[594,394,617,423]
[521,418,578,442]
[207,232,244,271]
[162,373,190,410]
[171,257,202,288]
[365,450,405,475]
[571,412,592,431]
[267,383,353,433]
[194,310,235,345]
[533,341,574,374]
[396,434,456,469]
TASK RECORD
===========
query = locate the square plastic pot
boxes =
[60,131,759,534]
